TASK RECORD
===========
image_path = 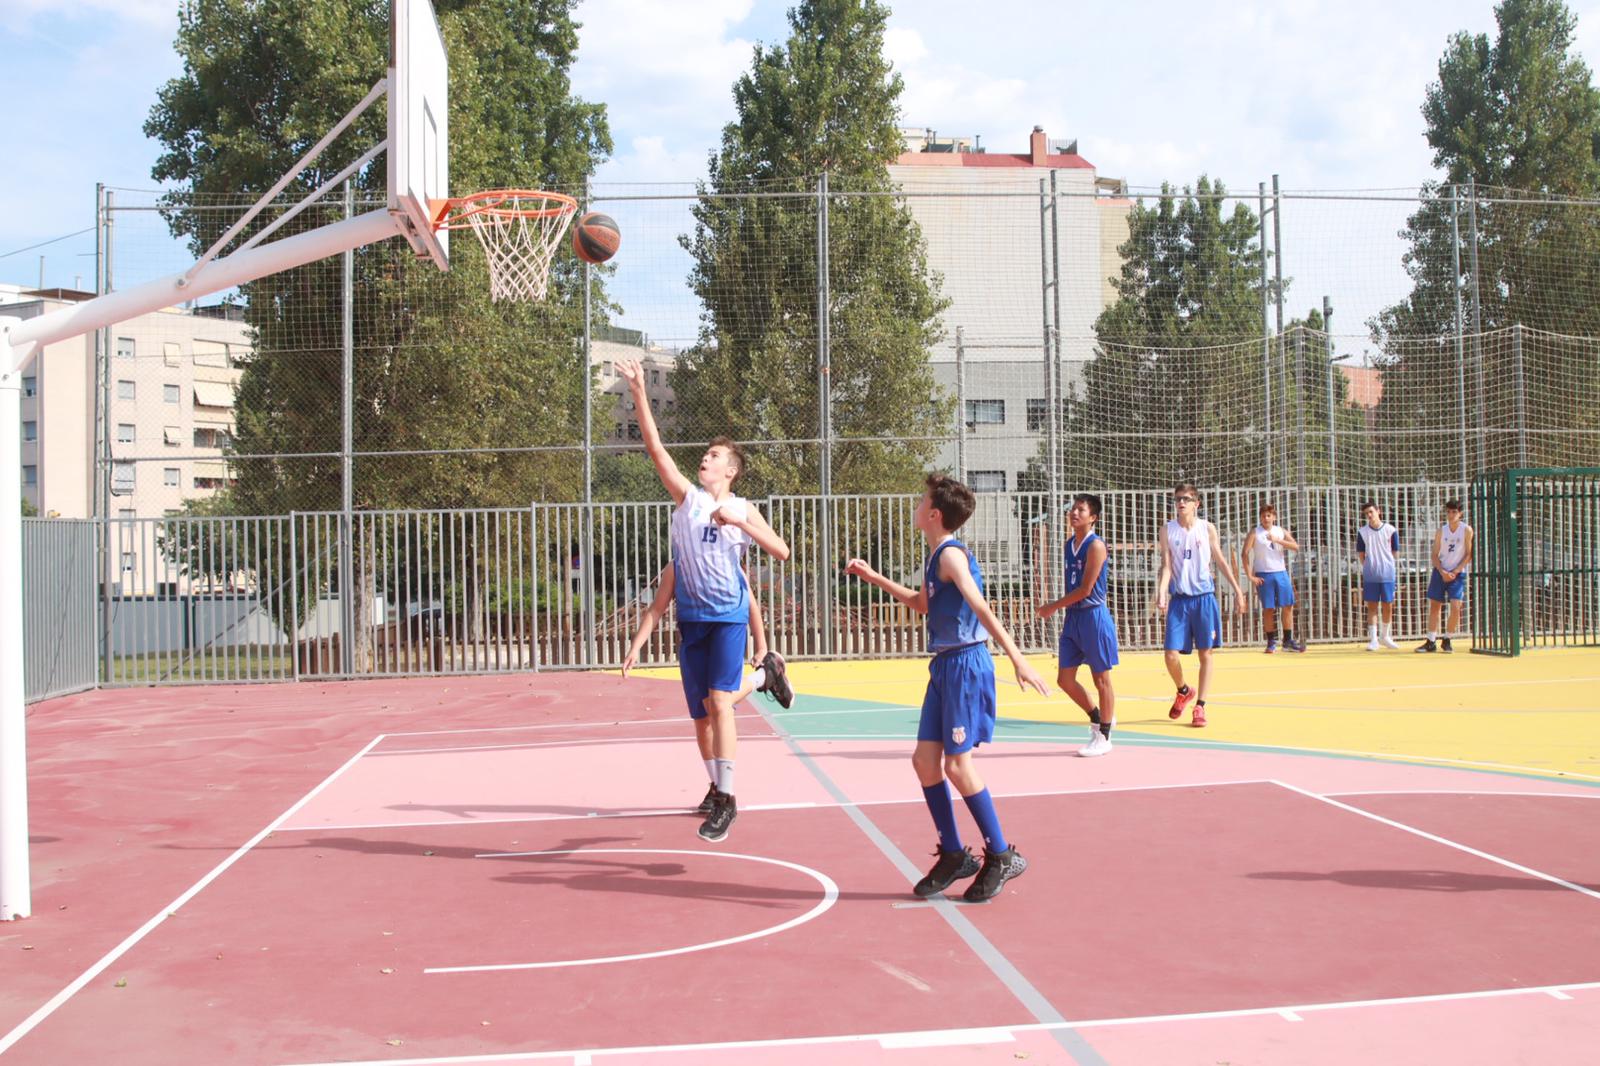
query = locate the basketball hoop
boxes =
[436,189,579,301]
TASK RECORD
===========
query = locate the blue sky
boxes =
[3,0,1599,341]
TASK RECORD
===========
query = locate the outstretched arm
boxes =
[941,548,1048,696]
[844,558,928,614]
[617,358,691,505]
[716,501,790,561]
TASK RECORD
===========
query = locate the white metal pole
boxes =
[1,316,31,920]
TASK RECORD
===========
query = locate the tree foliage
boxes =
[675,0,951,496]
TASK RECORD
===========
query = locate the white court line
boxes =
[276,979,1600,1065]
[424,849,837,974]
[1270,780,1600,903]
[1327,789,1600,799]
[372,736,692,757]
[381,713,766,740]
[0,735,387,1058]
[272,780,1269,833]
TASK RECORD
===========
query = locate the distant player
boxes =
[1157,483,1247,728]
[1241,502,1305,653]
[618,358,791,842]
[846,474,1048,902]
[1034,494,1119,757]
[621,563,793,815]
[1357,500,1402,650]
[1416,499,1474,653]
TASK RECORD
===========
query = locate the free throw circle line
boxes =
[424,848,838,974]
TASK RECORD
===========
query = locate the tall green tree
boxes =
[676,0,950,497]
[1374,0,1600,473]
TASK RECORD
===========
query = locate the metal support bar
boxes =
[340,182,356,676]
[1258,182,1273,486]
[1272,175,1286,484]
[1451,186,1469,483]
[1467,178,1486,471]
[816,174,833,657]
[0,319,31,920]
[955,326,966,480]
[1513,323,1528,466]
[582,180,597,668]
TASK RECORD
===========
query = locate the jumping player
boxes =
[1034,494,1119,757]
[1416,499,1474,653]
[845,474,1047,902]
[618,358,791,842]
[1157,482,1247,728]
[1357,500,1402,651]
[1241,502,1305,653]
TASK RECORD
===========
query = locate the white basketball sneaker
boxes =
[1380,627,1401,650]
[1078,732,1113,758]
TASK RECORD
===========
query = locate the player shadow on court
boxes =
[209,832,914,905]
[1249,869,1600,893]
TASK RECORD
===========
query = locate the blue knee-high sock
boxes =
[922,782,962,851]
[962,788,1009,853]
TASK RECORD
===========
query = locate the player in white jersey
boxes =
[1156,483,1246,728]
[619,359,792,843]
[1417,499,1474,653]
[1356,500,1402,650]
[1240,502,1305,653]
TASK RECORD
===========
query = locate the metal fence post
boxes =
[1467,177,1486,471]
[1258,182,1273,486]
[289,513,300,682]
[1323,297,1337,487]
[1272,175,1286,484]
[955,326,966,480]
[1049,170,1063,536]
[1039,178,1058,532]
[1294,325,1307,495]
[99,188,115,683]
[1451,185,1469,481]
[1513,323,1527,466]
[581,179,597,668]
[816,174,833,657]
[340,182,356,675]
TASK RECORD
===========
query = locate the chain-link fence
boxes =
[18,177,1600,692]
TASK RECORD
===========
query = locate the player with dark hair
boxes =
[1035,494,1119,756]
[1158,482,1246,728]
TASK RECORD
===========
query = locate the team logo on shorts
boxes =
[951,726,966,745]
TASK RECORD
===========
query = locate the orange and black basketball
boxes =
[572,212,621,264]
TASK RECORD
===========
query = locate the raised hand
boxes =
[844,558,877,582]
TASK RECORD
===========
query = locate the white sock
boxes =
[1429,630,1438,641]
[713,759,735,796]
[704,758,717,784]
[1369,624,1378,639]
[1382,623,1393,638]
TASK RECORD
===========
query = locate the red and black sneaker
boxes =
[1168,686,1195,720]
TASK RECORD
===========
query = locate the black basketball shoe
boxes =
[695,783,721,815]
[756,651,794,709]
[962,846,1028,903]
[912,846,981,898]
[698,793,737,842]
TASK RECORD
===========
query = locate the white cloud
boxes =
[9,0,174,27]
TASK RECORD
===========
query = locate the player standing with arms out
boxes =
[618,359,791,842]
[1416,499,1474,653]
[1158,483,1247,728]
[1357,500,1402,651]
[846,474,1048,902]
[1034,494,1119,757]
[1241,502,1305,653]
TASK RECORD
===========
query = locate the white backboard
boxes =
[389,0,450,268]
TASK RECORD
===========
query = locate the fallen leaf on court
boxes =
[385,1039,403,1046]
[423,850,434,856]
[382,931,394,936]
[380,968,395,974]
[21,945,33,951]
[113,978,127,988]
[480,1021,491,1026]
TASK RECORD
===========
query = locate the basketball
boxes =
[572,212,621,264]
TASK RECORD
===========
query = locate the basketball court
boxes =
[3,646,1598,1064]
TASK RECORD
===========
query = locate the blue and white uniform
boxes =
[1164,518,1223,653]
[1427,520,1473,602]
[672,486,752,719]
[919,539,996,756]
[1249,523,1295,609]
[1357,521,1399,603]
[1057,531,1119,674]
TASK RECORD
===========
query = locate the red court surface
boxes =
[4,673,1600,1065]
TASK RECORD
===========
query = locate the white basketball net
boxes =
[444,191,578,302]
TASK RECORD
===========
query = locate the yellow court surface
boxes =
[635,645,1600,783]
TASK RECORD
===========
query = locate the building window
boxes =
[116,336,135,360]
[193,427,231,449]
[112,462,136,494]
[163,384,181,404]
[650,397,659,412]
[163,426,182,447]
[193,340,229,368]
[194,476,225,490]
[164,468,180,486]
[965,399,1005,425]
[650,369,660,385]
[627,421,641,441]
[22,421,37,442]
[118,379,136,401]
[22,465,37,487]
[163,342,182,367]
[1026,398,1048,432]
[969,470,1007,493]
[121,552,137,572]
[117,423,136,444]
[22,376,36,398]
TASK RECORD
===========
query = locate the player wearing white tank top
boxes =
[1417,499,1475,654]
[1240,502,1305,653]
[617,358,792,844]
[1156,483,1246,728]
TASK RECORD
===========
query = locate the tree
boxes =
[147,0,613,658]
[20,498,37,517]
[676,0,951,498]
[1025,178,1273,491]
[1374,0,1600,473]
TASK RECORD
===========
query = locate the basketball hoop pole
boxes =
[0,206,404,923]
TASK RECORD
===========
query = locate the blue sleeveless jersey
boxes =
[1064,531,1108,610]
[925,539,985,652]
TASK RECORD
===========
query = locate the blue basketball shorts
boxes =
[1427,571,1467,602]
[918,642,997,756]
[1362,580,1396,604]
[1058,607,1120,675]
[1255,570,1295,609]
[678,620,747,720]
[1165,592,1223,654]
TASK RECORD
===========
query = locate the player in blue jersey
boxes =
[1356,500,1401,651]
[1241,502,1305,653]
[1417,499,1474,653]
[846,474,1048,902]
[619,359,792,842]
[1157,482,1247,728]
[1034,494,1119,757]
